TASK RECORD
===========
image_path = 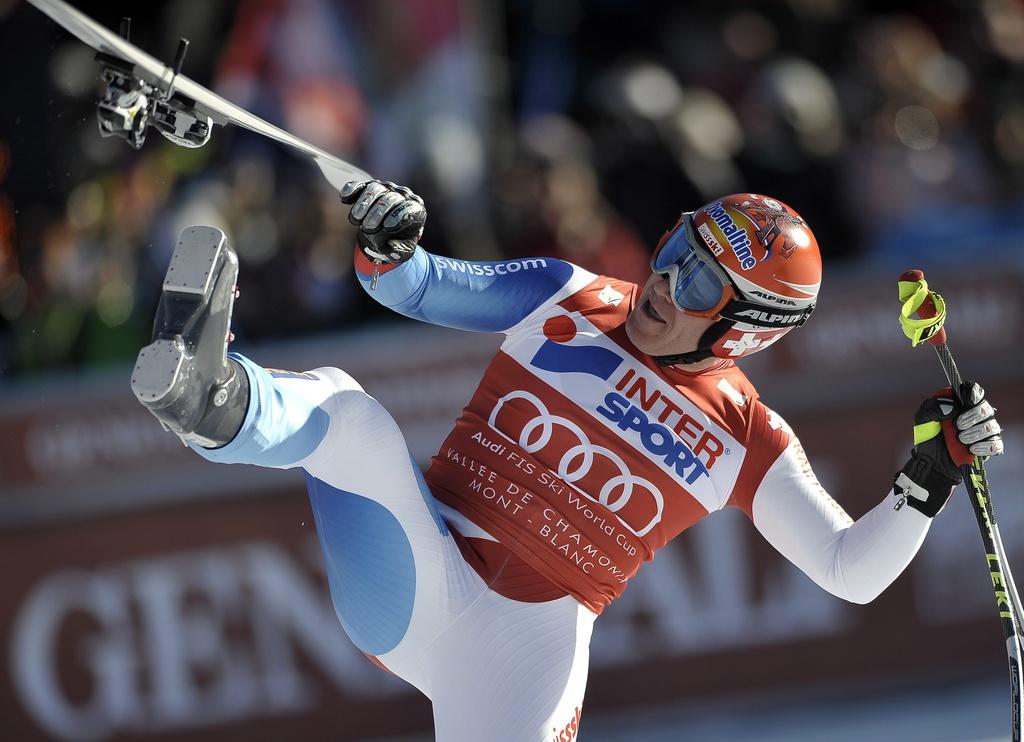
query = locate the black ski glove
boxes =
[895,381,1003,518]
[340,180,426,265]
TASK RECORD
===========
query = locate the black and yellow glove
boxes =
[895,382,1003,517]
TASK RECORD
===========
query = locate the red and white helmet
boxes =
[650,193,821,364]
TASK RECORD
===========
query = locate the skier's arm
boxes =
[342,179,595,333]
[354,247,593,334]
[748,439,930,605]
[739,386,1002,605]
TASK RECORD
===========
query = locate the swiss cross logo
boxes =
[721,331,785,357]
[716,378,748,406]
[722,333,762,356]
[598,284,625,306]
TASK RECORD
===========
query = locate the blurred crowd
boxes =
[1,0,1023,377]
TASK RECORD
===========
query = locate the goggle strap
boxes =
[718,298,814,329]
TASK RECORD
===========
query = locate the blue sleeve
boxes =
[355,247,581,333]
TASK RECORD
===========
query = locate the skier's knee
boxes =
[312,366,366,396]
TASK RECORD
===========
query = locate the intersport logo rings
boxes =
[489,390,664,537]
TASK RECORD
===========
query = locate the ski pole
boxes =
[898,269,1023,741]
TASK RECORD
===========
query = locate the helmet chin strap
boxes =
[653,318,734,366]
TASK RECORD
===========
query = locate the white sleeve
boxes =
[751,438,931,604]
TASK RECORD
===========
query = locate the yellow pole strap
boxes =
[897,277,947,347]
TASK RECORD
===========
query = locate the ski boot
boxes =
[131,226,248,448]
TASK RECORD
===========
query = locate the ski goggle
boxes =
[650,214,736,318]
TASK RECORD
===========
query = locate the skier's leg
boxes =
[132,225,484,695]
[191,356,487,694]
[428,592,595,742]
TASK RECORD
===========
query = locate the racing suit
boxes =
[191,247,932,741]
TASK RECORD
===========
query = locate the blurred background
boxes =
[1,0,1023,739]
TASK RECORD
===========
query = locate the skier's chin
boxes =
[625,302,715,360]
[626,309,684,357]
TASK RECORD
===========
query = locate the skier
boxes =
[132,181,1004,741]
